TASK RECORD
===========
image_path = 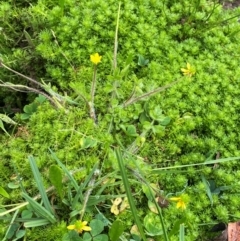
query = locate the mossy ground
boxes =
[0,1,240,240]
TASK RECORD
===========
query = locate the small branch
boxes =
[0,82,57,107]
[122,80,180,108]
[0,61,44,88]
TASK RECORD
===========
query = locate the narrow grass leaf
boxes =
[201,175,213,205]
[179,224,185,241]
[2,209,19,241]
[115,148,147,241]
[28,156,54,214]
[152,156,240,173]
[24,219,51,228]
[49,148,79,191]
[22,193,56,223]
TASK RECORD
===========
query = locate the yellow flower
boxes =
[110,197,129,215]
[90,53,102,65]
[169,195,189,210]
[67,220,91,233]
[181,62,196,77]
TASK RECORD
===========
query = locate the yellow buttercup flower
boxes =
[67,220,91,233]
[181,62,196,77]
[169,194,189,210]
[90,53,102,65]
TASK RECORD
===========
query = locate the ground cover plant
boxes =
[1,0,240,240]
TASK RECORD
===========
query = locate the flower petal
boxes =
[83,226,92,231]
[67,225,76,230]
[169,197,181,201]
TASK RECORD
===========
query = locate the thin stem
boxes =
[113,3,121,70]
[0,82,57,107]
[80,169,100,220]
[91,65,97,104]
[122,80,180,108]
[0,61,44,88]
[89,65,97,123]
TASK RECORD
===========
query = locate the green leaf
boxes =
[0,114,17,125]
[13,229,26,241]
[90,219,105,236]
[179,224,185,241]
[24,219,51,228]
[109,220,124,241]
[49,148,79,191]
[115,148,147,241]
[158,117,171,126]
[63,231,83,241]
[0,186,9,198]
[169,218,186,237]
[20,113,31,120]
[24,30,34,47]
[6,223,19,239]
[144,213,163,236]
[49,165,63,199]
[21,210,33,219]
[80,137,98,149]
[138,55,149,66]
[82,232,92,241]
[22,193,56,223]
[201,175,213,205]
[28,156,54,215]
[8,182,19,189]
[93,234,108,241]
[0,120,10,136]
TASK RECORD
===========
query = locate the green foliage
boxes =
[1,0,240,240]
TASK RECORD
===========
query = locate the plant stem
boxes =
[89,64,97,123]
[122,80,180,108]
[0,61,44,88]
[80,169,100,220]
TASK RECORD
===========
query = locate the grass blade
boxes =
[115,148,147,241]
[179,224,185,241]
[2,209,19,241]
[152,156,240,173]
[22,193,56,224]
[28,156,54,215]
[24,219,51,228]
